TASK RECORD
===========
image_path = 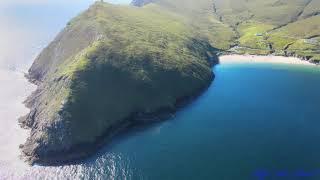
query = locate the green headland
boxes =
[21,0,320,165]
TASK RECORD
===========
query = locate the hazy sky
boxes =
[0,0,131,70]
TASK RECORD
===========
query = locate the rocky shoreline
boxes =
[19,45,318,166]
[19,71,214,166]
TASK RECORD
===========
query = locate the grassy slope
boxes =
[268,15,320,52]
[143,0,237,50]
[207,0,320,61]
[137,0,319,61]
[213,0,309,25]
[300,0,320,19]
[239,15,320,60]
[24,2,214,163]
[238,21,275,49]
[60,3,213,143]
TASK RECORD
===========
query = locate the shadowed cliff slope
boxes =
[22,2,215,165]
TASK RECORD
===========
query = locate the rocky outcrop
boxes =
[21,2,215,165]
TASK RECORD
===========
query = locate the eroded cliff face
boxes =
[28,22,102,83]
[21,2,215,165]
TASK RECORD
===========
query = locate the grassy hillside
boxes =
[23,2,214,164]
[205,0,319,61]
[133,0,320,61]
[212,0,311,25]
[238,21,275,49]
[300,0,320,19]
[233,15,320,61]
[268,15,320,55]
[139,0,237,49]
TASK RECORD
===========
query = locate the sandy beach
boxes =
[219,55,316,66]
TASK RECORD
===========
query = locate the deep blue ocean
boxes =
[68,63,320,180]
[3,61,320,179]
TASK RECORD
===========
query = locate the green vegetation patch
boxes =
[212,0,310,26]
[142,0,237,49]
[269,15,320,39]
[238,21,275,49]
[28,2,214,151]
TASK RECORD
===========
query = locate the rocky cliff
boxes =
[21,2,215,165]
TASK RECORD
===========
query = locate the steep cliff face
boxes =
[22,2,215,165]
[28,22,101,83]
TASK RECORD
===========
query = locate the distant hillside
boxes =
[133,0,320,62]
[135,0,237,49]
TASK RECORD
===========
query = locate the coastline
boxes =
[218,54,318,66]
[0,69,36,178]
[20,53,317,166]
[19,52,318,166]
[20,72,214,166]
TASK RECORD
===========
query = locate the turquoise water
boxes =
[72,63,320,180]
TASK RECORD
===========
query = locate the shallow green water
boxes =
[10,63,320,179]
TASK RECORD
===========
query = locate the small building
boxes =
[255,33,263,36]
